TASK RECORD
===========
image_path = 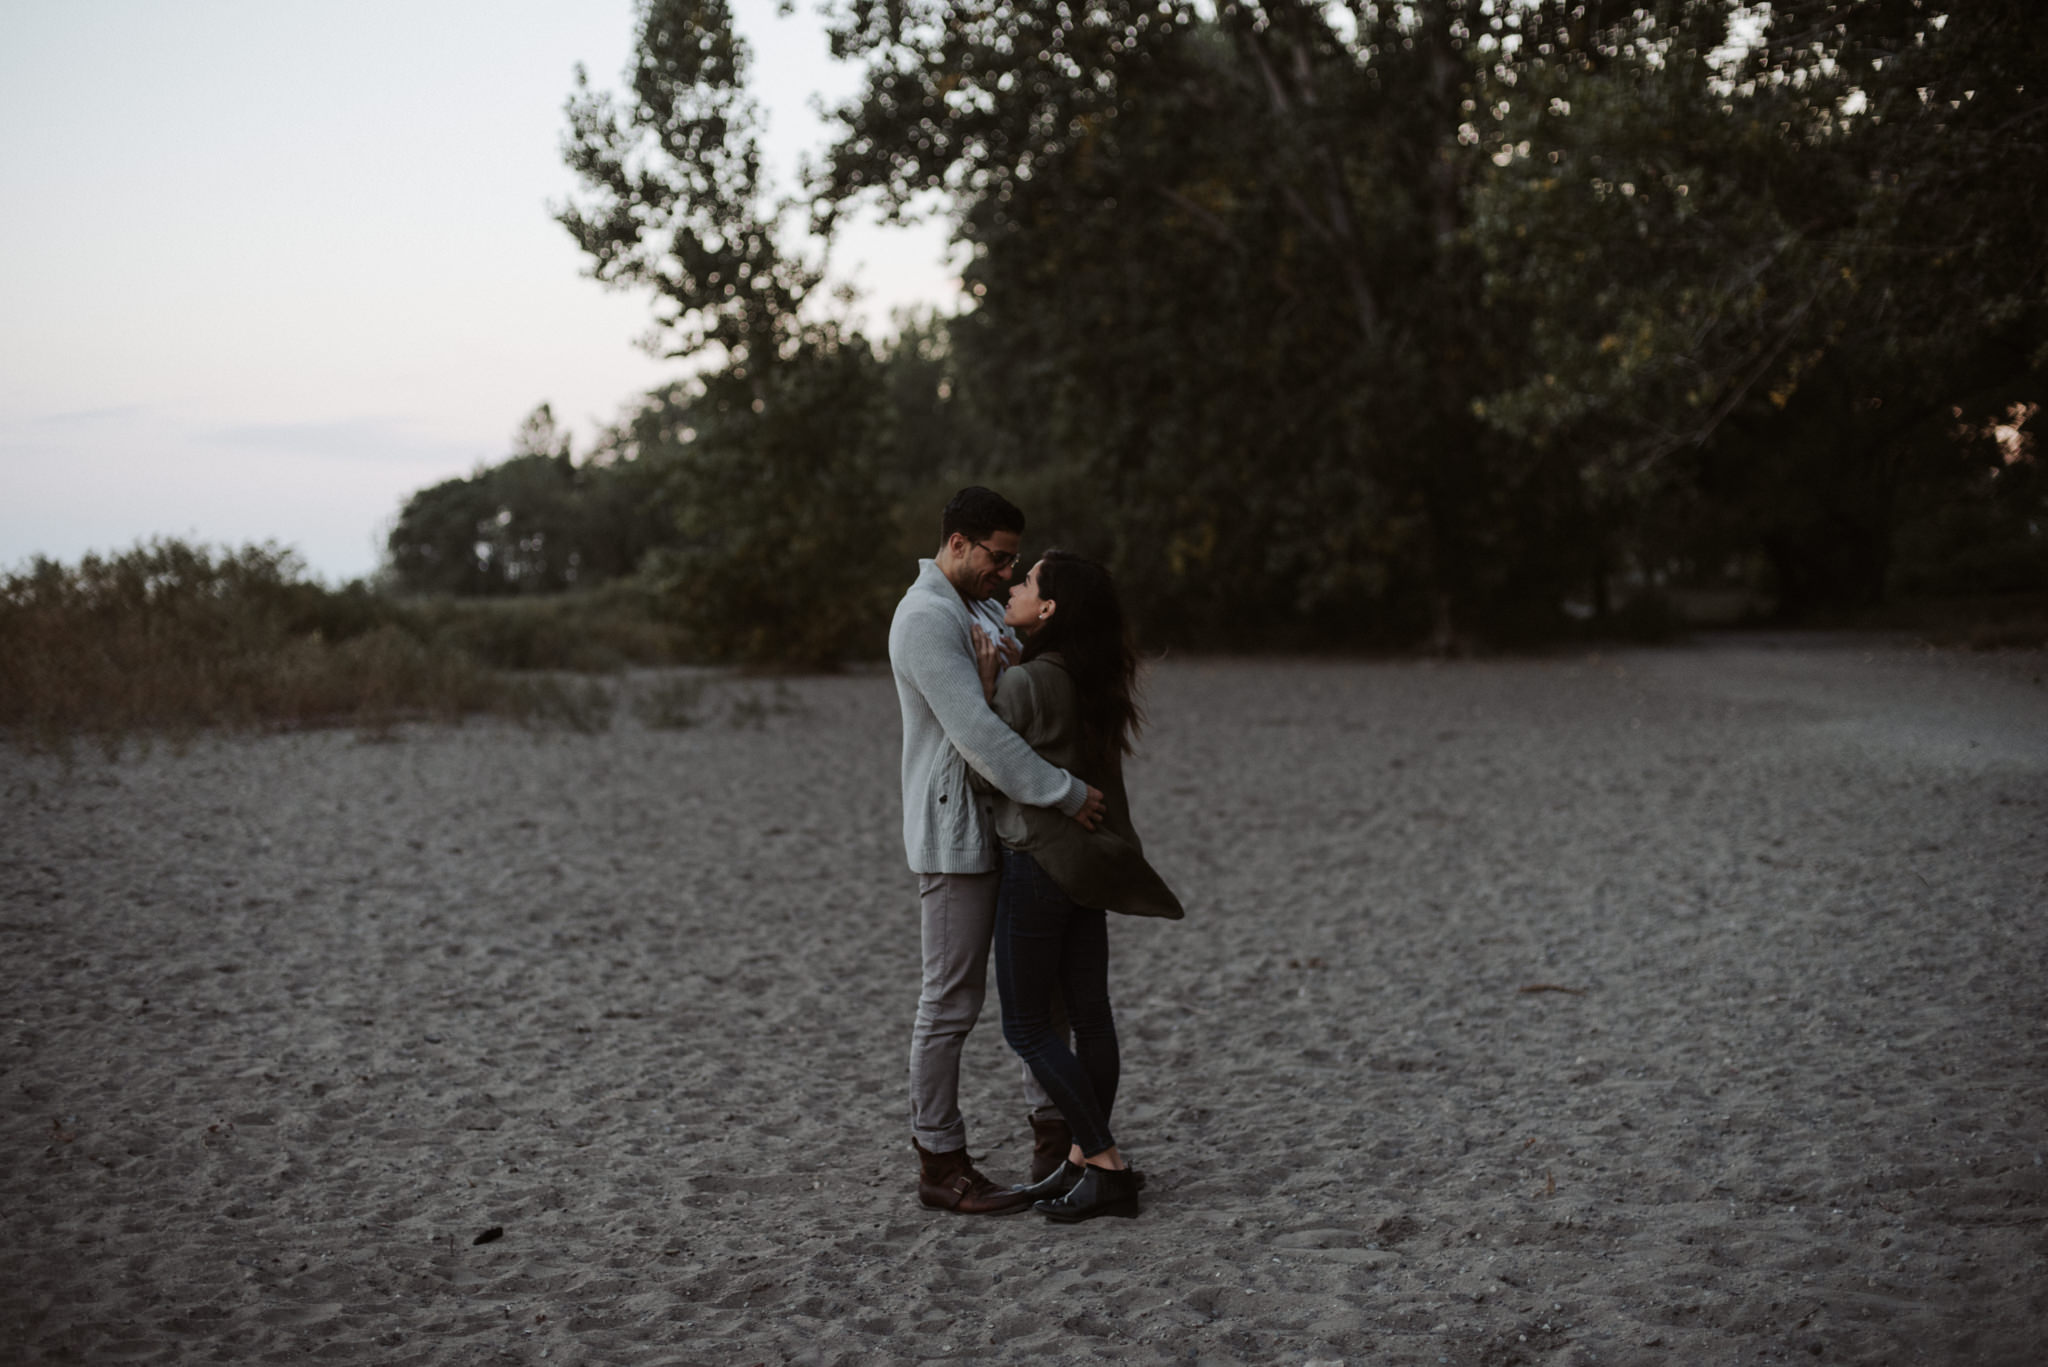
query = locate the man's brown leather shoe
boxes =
[1028,1113,1073,1184]
[915,1140,1033,1214]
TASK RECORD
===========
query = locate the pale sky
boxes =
[0,1,960,583]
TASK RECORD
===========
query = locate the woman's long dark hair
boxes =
[1020,550,1143,767]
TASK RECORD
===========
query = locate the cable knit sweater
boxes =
[888,559,1088,873]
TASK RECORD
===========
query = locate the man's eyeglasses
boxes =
[968,538,1021,571]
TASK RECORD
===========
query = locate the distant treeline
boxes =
[388,0,2044,664]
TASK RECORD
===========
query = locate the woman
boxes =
[970,551,1183,1223]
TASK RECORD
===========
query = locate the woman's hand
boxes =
[971,623,1002,703]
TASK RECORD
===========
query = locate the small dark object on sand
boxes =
[1519,983,1586,995]
[472,1226,504,1245]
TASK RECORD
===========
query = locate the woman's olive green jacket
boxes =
[968,654,1184,920]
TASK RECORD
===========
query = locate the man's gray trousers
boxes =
[909,870,1061,1153]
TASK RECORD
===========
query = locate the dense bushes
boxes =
[0,540,694,751]
[0,542,474,747]
[399,581,691,673]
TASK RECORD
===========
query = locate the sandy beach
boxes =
[3,637,2045,1366]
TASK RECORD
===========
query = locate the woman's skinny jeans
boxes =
[994,848,1120,1158]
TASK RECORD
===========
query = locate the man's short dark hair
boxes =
[941,486,1025,544]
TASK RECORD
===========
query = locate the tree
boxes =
[1471,0,2047,613]
[385,405,674,595]
[817,0,1608,646]
[525,0,2042,654]
[557,0,906,665]
[559,0,817,371]
[630,340,900,669]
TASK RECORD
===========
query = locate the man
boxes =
[888,486,1106,1214]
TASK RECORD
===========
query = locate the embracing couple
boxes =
[888,486,1184,1224]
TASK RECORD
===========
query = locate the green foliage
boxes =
[1472,0,2048,614]
[398,579,692,671]
[632,339,904,668]
[0,540,496,750]
[1890,418,2048,597]
[381,332,971,670]
[386,405,674,595]
[818,0,1615,646]
[508,0,2044,660]
[551,0,976,667]
[558,0,817,368]
[0,540,709,750]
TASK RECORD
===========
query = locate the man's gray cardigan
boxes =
[889,559,1088,873]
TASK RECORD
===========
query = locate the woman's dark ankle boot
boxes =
[1011,1158,1084,1201]
[1036,1164,1141,1222]
[1028,1114,1073,1183]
